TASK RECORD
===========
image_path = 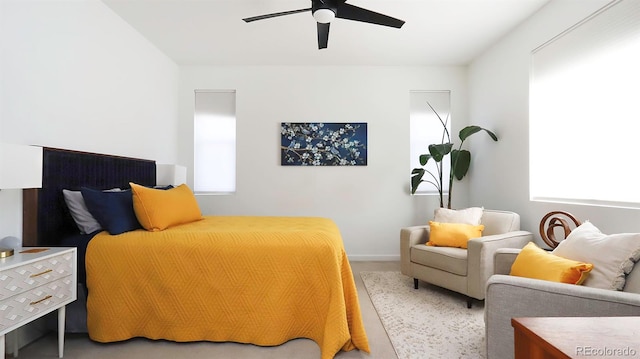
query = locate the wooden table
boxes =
[512,316,640,359]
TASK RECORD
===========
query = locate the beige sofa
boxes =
[400,209,532,307]
[485,248,640,359]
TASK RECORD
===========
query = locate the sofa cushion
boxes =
[411,244,468,276]
[479,210,520,235]
[510,242,593,285]
[433,207,483,225]
[427,221,484,249]
[552,221,640,290]
[623,266,640,293]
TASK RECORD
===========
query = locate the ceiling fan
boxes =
[243,0,405,49]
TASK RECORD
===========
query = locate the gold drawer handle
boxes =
[30,295,52,306]
[30,269,53,278]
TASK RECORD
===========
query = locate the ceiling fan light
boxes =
[313,8,335,24]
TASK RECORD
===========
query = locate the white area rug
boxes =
[360,271,486,359]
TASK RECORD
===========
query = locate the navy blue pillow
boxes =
[80,187,142,235]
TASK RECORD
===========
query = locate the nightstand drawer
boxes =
[0,247,77,358]
[0,252,74,300]
[0,276,75,331]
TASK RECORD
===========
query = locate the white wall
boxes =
[0,0,179,242]
[179,66,470,260]
[468,0,640,239]
[5,0,606,261]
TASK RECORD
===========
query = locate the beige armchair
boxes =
[400,209,532,307]
[486,250,640,359]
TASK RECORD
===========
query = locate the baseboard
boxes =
[348,254,400,261]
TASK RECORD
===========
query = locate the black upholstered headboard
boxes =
[23,147,156,246]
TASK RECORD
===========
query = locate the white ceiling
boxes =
[101,0,551,66]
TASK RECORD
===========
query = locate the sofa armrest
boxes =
[400,225,430,277]
[493,248,522,275]
[485,274,640,359]
[466,231,532,299]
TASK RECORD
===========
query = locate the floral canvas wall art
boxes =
[281,122,368,166]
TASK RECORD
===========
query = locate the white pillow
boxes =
[552,221,640,291]
[63,188,120,234]
[433,207,483,225]
[63,189,102,234]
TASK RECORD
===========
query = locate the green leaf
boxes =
[451,149,471,180]
[410,168,425,194]
[485,129,498,141]
[419,154,432,166]
[459,126,481,141]
[428,143,453,162]
[410,100,498,203]
[459,126,499,142]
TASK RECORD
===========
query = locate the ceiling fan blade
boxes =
[243,8,311,23]
[317,22,330,49]
[335,3,404,28]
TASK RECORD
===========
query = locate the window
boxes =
[530,0,640,208]
[194,90,236,193]
[409,91,451,195]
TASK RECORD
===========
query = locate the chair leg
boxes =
[413,278,418,289]
[467,298,473,308]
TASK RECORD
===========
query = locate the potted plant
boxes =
[410,102,498,209]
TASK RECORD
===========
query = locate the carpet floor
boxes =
[361,271,486,359]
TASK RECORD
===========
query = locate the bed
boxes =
[23,147,369,359]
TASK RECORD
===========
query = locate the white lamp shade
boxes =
[156,164,187,186]
[0,144,43,189]
[313,8,335,24]
[0,236,20,249]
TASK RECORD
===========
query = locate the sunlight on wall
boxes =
[530,0,640,208]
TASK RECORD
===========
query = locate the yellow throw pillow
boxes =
[427,221,484,249]
[130,183,203,231]
[510,242,593,285]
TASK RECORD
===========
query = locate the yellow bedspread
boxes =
[85,216,369,359]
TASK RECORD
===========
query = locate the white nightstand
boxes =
[0,247,77,358]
